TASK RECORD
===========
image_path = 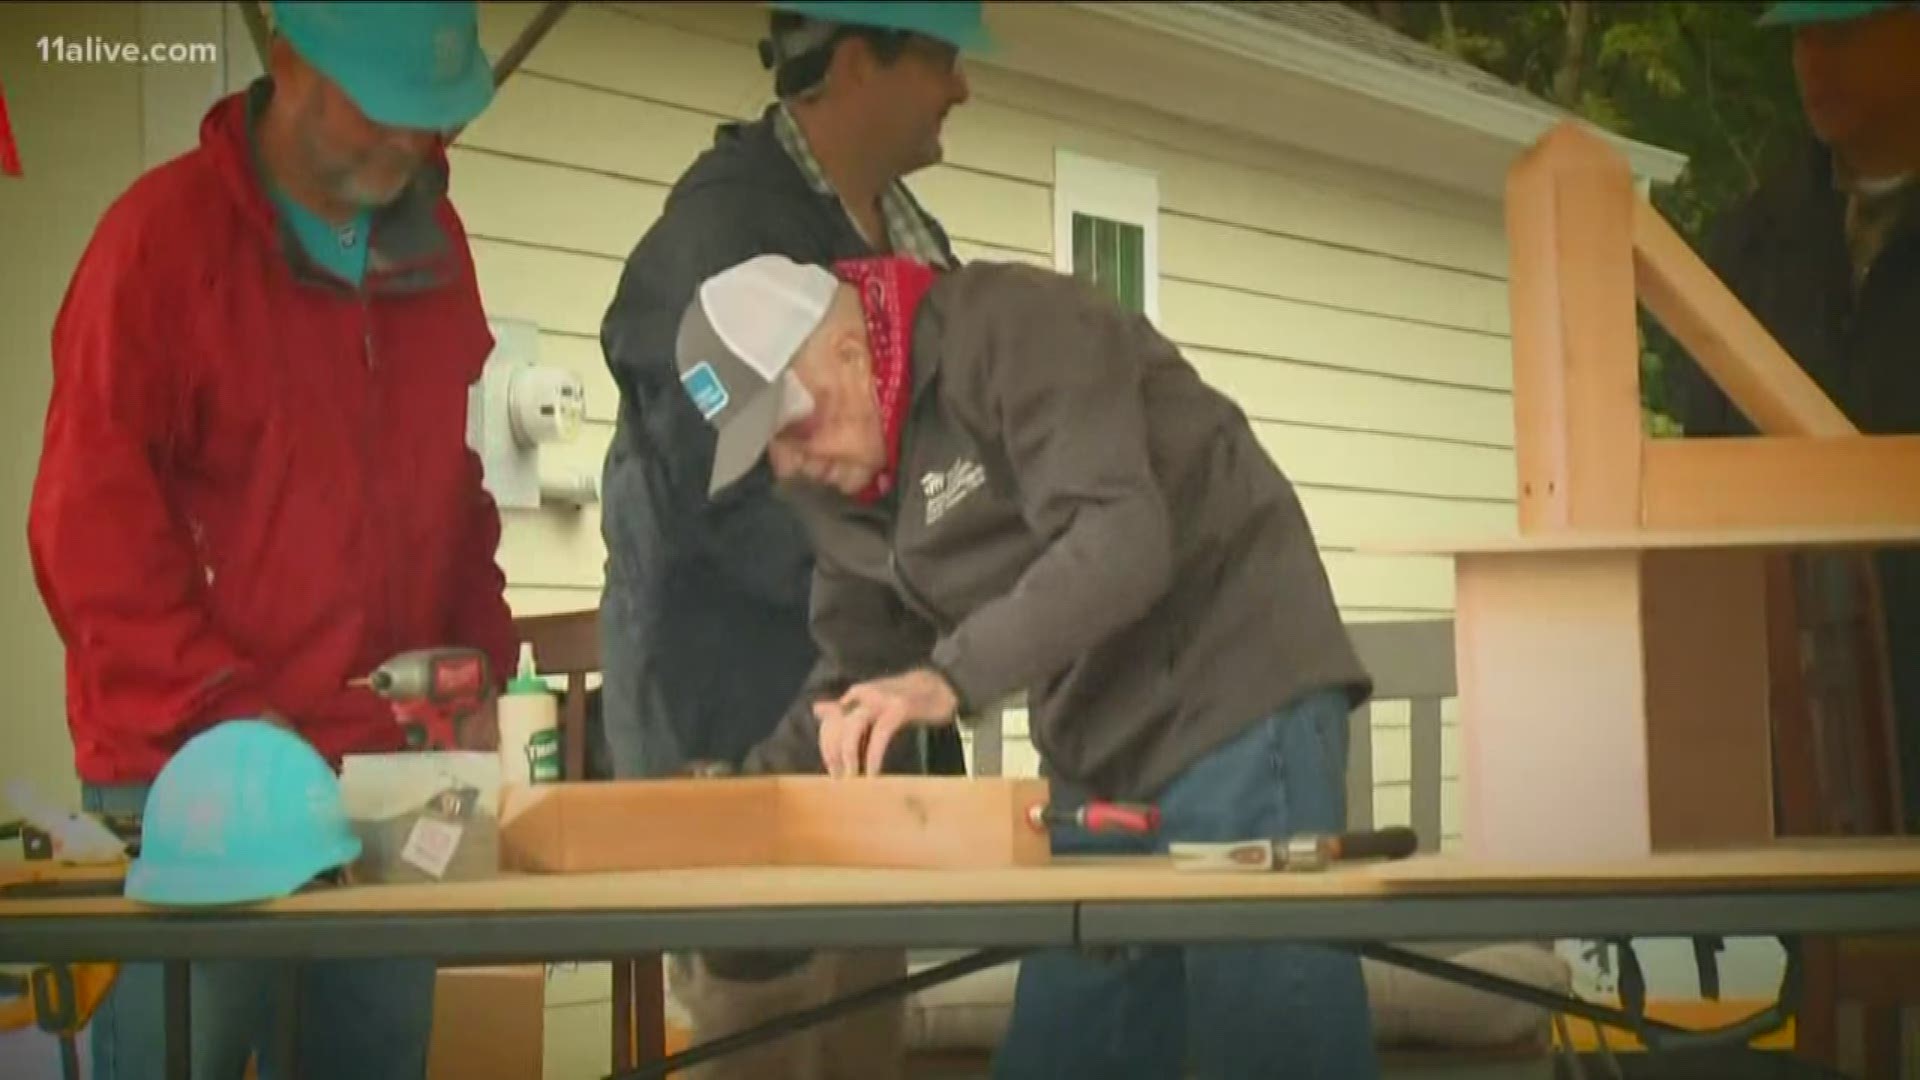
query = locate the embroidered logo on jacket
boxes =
[921,458,986,526]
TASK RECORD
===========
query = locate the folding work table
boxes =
[5,840,1920,1079]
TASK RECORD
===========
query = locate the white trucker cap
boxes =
[675,255,840,494]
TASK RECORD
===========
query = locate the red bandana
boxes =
[831,256,937,504]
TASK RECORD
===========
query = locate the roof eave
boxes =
[1072,1,1691,187]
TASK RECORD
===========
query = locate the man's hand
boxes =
[815,669,958,778]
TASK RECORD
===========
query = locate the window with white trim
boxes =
[1053,150,1161,323]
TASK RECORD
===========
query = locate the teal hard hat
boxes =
[126,720,362,907]
[1760,1,1914,25]
[271,1,495,131]
[768,1,995,53]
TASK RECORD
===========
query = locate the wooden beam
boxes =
[776,777,1051,870]
[500,777,1053,872]
[1504,122,1645,532]
[1631,200,1855,438]
[1642,436,1920,531]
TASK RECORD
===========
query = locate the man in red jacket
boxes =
[26,2,513,1075]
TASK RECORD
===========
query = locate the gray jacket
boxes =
[746,263,1374,800]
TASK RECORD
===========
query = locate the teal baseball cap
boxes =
[769,1,996,54]
[1760,1,1913,26]
[271,1,495,131]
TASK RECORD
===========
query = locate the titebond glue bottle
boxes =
[498,643,561,785]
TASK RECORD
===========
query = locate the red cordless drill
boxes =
[351,648,495,750]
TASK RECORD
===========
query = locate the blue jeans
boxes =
[994,690,1381,1079]
[82,785,438,1080]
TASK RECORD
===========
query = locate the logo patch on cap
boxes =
[682,362,730,420]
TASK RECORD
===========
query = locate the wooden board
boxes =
[5,841,1919,919]
[1503,122,1643,532]
[499,776,1052,873]
[1630,198,1855,438]
[1641,435,1920,532]
[1453,548,1775,861]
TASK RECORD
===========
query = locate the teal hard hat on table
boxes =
[271,1,494,130]
[768,1,995,53]
[1760,1,1916,25]
[126,719,362,907]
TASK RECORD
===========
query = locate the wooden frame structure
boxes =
[1386,121,1920,862]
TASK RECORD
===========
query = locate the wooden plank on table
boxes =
[1641,435,1920,532]
[499,777,1052,873]
[1503,121,1644,533]
[1630,199,1855,438]
[776,777,1051,870]
[498,778,782,872]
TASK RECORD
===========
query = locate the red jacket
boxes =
[28,83,520,785]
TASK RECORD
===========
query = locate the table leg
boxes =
[164,960,191,1080]
[612,960,634,1070]
[271,963,301,1078]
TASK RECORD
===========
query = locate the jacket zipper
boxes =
[360,292,395,666]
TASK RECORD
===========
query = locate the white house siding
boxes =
[458,4,1515,881]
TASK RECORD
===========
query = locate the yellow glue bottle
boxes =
[498,642,560,785]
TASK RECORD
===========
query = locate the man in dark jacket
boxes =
[1667,0,1920,829]
[674,252,1379,1077]
[596,2,980,781]
[595,4,987,1075]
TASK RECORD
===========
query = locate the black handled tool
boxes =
[1168,826,1420,872]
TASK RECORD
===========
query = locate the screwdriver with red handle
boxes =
[1026,800,1161,835]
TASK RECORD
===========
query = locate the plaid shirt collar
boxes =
[1833,156,1918,289]
[773,104,952,268]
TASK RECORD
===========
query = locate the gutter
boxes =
[1072,1,1691,187]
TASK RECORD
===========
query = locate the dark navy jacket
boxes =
[597,106,966,777]
[1667,138,1920,829]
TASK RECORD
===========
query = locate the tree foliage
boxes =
[1340,1,1810,428]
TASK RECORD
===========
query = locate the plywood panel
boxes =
[1325,552,1455,612]
[1185,347,1514,447]
[608,4,1512,273]
[459,74,1051,258]
[1162,215,1509,336]
[497,466,1458,613]
[459,73,720,188]
[506,586,602,619]
[1164,280,1514,394]
[473,240,620,337]
[450,146,665,260]
[1252,423,1516,501]
[479,2,766,121]
[1297,487,1516,549]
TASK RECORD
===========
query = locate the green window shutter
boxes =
[1069,211,1146,315]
